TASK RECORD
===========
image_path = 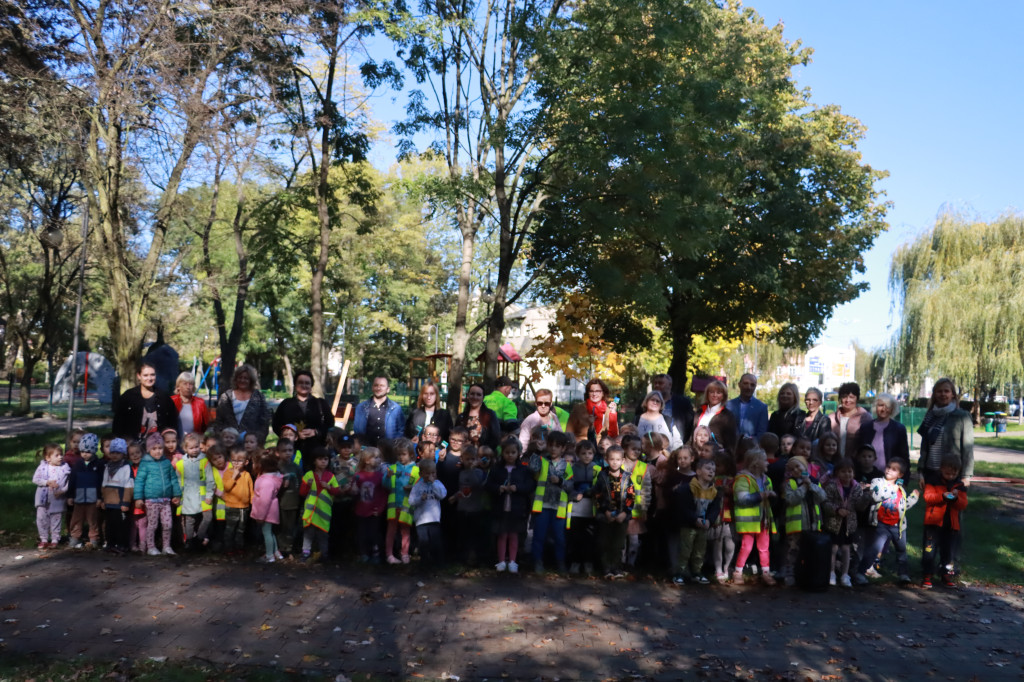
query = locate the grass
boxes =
[0,655,333,681]
[0,430,64,547]
[977,434,1024,451]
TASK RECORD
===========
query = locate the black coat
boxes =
[273,396,335,469]
[456,405,502,450]
[112,387,179,441]
[485,463,535,519]
[405,408,454,444]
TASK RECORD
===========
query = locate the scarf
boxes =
[697,403,723,428]
[106,458,128,477]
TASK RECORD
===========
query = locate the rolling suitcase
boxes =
[796,500,831,592]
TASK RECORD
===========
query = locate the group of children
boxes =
[32,419,968,589]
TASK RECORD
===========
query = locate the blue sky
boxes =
[368,2,1024,352]
[749,0,1024,350]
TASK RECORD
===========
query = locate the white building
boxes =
[772,343,855,395]
[503,304,588,402]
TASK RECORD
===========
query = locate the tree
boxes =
[889,212,1024,405]
[396,0,564,413]
[533,0,888,392]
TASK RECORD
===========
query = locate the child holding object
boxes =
[731,447,777,586]
[251,453,285,563]
[921,455,968,588]
[853,457,919,586]
[822,458,866,587]
[32,443,69,549]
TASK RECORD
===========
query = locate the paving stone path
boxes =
[1,549,1022,680]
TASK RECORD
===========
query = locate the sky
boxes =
[367,2,1024,352]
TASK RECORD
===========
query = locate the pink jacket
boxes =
[250,472,283,524]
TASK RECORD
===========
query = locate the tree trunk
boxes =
[18,351,36,415]
[667,300,693,394]
[447,217,477,417]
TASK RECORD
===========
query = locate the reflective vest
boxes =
[732,471,776,534]
[302,470,339,531]
[386,462,419,525]
[173,456,212,516]
[785,478,821,534]
[209,466,228,521]
[565,462,602,529]
[531,457,572,519]
[628,460,648,519]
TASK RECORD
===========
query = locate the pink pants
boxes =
[735,529,771,570]
[132,514,148,552]
[385,520,410,558]
[36,508,63,543]
[145,501,173,551]
[496,532,519,563]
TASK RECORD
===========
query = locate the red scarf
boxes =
[585,399,619,437]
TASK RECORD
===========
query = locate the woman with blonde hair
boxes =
[213,364,270,444]
[694,380,737,458]
[405,381,453,443]
[636,391,683,450]
[172,371,210,437]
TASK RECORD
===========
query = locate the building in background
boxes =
[771,344,855,396]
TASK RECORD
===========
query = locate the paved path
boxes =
[0,549,1021,680]
[0,416,110,439]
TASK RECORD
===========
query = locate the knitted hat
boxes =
[109,438,128,454]
[145,432,164,449]
[789,455,809,471]
[79,433,99,454]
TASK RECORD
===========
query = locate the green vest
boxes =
[628,460,648,518]
[785,478,821,534]
[732,471,776,534]
[174,457,211,516]
[532,457,572,519]
[386,462,420,525]
[209,466,227,521]
[302,470,339,531]
[565,462,602,529]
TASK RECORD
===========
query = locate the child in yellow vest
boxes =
[528,430,573,574]
[781,455,826,586]
[620,434,650,570]
[594,445,635,579]
[174,432,212,550]
[384,439,419,564]
[299,447,343,562]
[732,447,777,585]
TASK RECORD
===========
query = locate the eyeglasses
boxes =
[805,397,821,403]
[536,401,551,407]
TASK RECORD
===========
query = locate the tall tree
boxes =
[396,0,564,413]
[533,0,888,391]
[890,212,1024,405]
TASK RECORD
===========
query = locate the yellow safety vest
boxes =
[732,471,775,534]
[173,457,212,516]
[302,470,339,531]
[565,462,602,529]
[628,460,648,518]
[785,478,821,534]
[386,462,420,525]
[531,458,573,519]
[209,466,227,521]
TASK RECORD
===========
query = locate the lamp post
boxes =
[65,209,89,444]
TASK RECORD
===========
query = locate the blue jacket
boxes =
[352,398,405,444]
[68,457,104,504]
[727,397,769,441]
[863,418,910,466]
[134,454,182,501]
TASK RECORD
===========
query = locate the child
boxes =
[487,438,534,573]
[670,457,721,584]
[220,427,240,451]
[328,438,356,560]
[812,432,841,483]
[384,438,420,564]
[853,444,885,578]
[708,451,736,582]
[451,445,488,566]
[781,455,826,586]
[134,432,182,555]
[67,433,103,549]
[127,443,147,553]
[620,434,651,570]
[528,430,573,574]
[174,432,212,550]
[594,445,635,579]
[251,453,284,563]
[921,454,968,588]
[221,445,254,555]
[853,457,919,585]
[275,439,302,558]
[822,458,865,587]
[352,447,387,563]
[567,440,602,575]
[732,447,777,585]
[409,459,448,567]
[688,425,711,463]
[201,432,218,457]
[780,434,795,458]
[661,445,696,578]
[100,438,134,554]
[32,443,69,549]
[162,428,181,464]
[760,433,780,462]
[100,434,114,461]
[206,446,230,551]
[299,447,343,561]
[244,432,260,462]
[64,428,85,471]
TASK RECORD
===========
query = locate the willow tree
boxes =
[889,212,1024,402]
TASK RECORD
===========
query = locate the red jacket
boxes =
[923,481,968,530]
[172,395,210,436]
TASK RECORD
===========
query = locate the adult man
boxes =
[636,374,694,444]
[352,376,405,447]
[726,373,769,441]
[484,376,520,423]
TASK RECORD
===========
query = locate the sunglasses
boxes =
[536,401,551,407]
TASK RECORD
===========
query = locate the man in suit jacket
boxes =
[727,373,769,441]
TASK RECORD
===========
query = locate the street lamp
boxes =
[65,209,89,443]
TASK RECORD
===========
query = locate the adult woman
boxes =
[405,381,453,443]
[112,360,179,441]
[567,378,619,443]
[767,382,804,439]
[172,371,210,437]
[272,370,335,469]
[828,382,872,458]
[636,391,683,450]
[518,389,562,451]
[456,382,501,450]
[693,380,737,457]
[917,378,974,487]
[213,364,270,444]
[862,393,910,470]
[797,388,831,444]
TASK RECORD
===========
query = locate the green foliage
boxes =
[533,0,888,386]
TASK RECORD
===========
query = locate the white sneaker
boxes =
[829,571,837,586]
[163,546,176,556]
[147,548,161,556]
[495,561,507,572]
[865,566,882,579]
[508,561,519,574]
[840,574,852,588]
[569,563,581,575]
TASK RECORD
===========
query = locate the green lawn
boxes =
[978,434,1024,451]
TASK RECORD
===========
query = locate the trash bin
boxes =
[995,412,1008,433]
[983,412,995,432]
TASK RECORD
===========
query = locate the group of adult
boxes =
[111,360,974,485]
